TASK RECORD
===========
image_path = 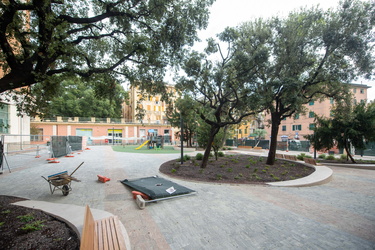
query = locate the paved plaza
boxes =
[0,146,374,249]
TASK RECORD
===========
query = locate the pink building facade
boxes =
[264,83,370,142]
[31,116,175,145]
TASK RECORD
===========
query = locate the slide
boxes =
[135,140,149,150]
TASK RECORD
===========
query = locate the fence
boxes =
[0,135,84,172]
[225,138,375,156]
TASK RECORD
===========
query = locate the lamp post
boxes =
[180,111,184,165]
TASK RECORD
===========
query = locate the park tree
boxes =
[234,0,374,165]
[42,76,127,118]
[176,32,264,168]
[166,95,200,147]
[196,121,227,160]
[0,0,214,115]
[307,101,375,163]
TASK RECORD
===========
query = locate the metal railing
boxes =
[31,117,171,125]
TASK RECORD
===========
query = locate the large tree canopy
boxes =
[233,0,374,165]
[0,0,214,102]
[177,33,265,168]
[42,76,127,118]
[307,101,375,163]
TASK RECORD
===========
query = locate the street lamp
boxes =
[180,111,184,165]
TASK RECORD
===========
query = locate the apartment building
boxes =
[264,83,371,141]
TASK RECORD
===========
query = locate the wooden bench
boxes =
[284,155,297,161]
[304,157,317,165]
[275,153,285,159]
[253,146,262,150]
[80,205,127,250]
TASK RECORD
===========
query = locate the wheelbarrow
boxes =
[42,162,84,196]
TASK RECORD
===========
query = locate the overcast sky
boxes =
[167,0,374,101]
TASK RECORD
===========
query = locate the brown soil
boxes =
[160,153,315,184]
[0,195,80,250]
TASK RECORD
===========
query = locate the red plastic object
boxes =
[131,191,149,200]
[48,160,60,163]
[97,175,110,183]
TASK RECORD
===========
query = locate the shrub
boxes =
[297,153,312,160]
[340,154,347,160]
[326,155,335,160]
[195,153,203,160]
[218,151,225,157]
[318,154,326,159]
[171,168,177,173]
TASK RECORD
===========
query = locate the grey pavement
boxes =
[0,146,374,249]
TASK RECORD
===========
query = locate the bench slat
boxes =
[82,206,127,250]
[80,205,99,250]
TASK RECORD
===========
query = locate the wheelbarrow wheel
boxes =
[62,185,70,196]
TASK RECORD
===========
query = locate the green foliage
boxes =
[171,168,177,173]
[177,154,191,162]
[297,153,311,160]
[340,154,348,160]
[20,221,45,232]
[0,222,4,227]
[233,1,374,165]
[318,154,326,159]
[40,77,126,118]
[17,214,35,223]
[1,210,11,214]
[309,101,375,163]
[195,153,203,160]
[218,151,225,157]
[326,155,336,160]
[166,95,200,147]
[1,0,215,115]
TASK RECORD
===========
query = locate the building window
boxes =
[309,124,315,130]
[309,100,314,106]
[360,89,364,94]
[294,113,299,119]
[353,88,357,93]
[330,98,334,104]
[282,125,286,131]
[309,112,315,118]
[0,104,9,134]
[292,125,302,131]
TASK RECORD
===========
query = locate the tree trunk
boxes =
[266,115,281,165]
[344,139,356,163]
[200,126,220,168]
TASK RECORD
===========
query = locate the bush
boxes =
[297,153,311,160]
[326,155,335,160]
[218,151,225,157]
[340,154,347,160]
[195,153,203,160]
[318,154,326,159]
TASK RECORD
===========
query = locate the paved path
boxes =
[1,146,374,249]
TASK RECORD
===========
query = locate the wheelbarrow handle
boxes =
[70,162,84,177]
[41,176,49,182]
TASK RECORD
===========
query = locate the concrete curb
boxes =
[12,200,132,250]
[266,165,333,187]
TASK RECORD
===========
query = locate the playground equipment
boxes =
[135,140,149,150]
